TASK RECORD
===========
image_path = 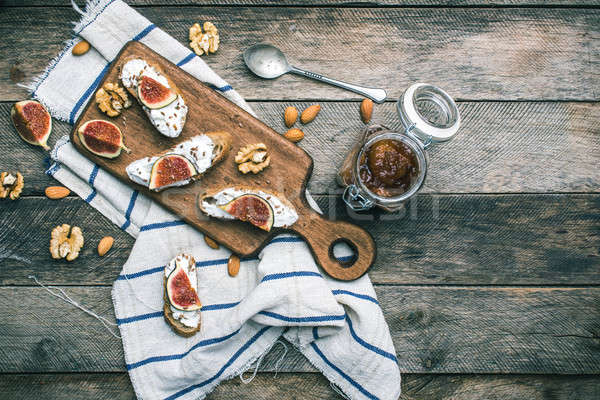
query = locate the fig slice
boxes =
[137,75,177,109]
[78,119,130,159]
[11,100,52,150]
[166,259,202,311]
[219,194,275,232]
[149,154,197,191]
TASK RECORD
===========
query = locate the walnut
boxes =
[0,172,24,200]
[189,22,219,56]
[95,82,131,117]
[50,224,84,261]
[235,143,270,174]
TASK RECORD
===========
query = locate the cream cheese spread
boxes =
[120,59,187,138]
[201,188,299,228]
[126,134,215,189]
[164,254,200,329]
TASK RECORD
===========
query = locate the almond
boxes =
[45,186,70,200]
[228,254,240,277]
[284,106,298,128]
[97,236,114,257]
[300,104,321,124]
[360,98,373,123]
[204,234,219,249]
[72,40,91,56]
[284,128,304,143]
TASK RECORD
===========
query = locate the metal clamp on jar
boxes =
[337,83,461,212]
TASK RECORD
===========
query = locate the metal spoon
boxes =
[243,43,387,103]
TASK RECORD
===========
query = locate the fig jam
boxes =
[359,139,419,197]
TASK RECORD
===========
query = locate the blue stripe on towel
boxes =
[120,190,139,230]
[164,326,271,400]
[117,301,240,327]
[346,315,397,363]
[132,24,156,41]
[84,164,100,203]
[117,266,164,280]
[202,301,240,311]
[127,328,242,371]
[261,271,322,282]
[117,311,163,325]
[206,83,233,93]
[310,342,379,400]
[69,62,111,124]
[177,53,195,67]
[332,290,379,305]
[313,326,319,340]
[268,236,304,245]
[258,310,344,323]
[139,220,186,232]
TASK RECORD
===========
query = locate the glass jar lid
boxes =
[397,83,461,143]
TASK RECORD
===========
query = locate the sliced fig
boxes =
[219,194,274,232]
[78,119,130,159]
[11,100,52,150]
[149,154,197,191]
[137,75,177,109]
[166,260,202,311]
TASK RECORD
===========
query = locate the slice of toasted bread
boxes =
[163,276,201,337]
[119,55,183,99]
[204,131,232,166]
[197,185,296,218]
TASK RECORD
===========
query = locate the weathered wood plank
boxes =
[1,194,598,285]
[1,7,599,101]
[1,373,599,400]
[2,101,599,196]
[0,286,598,373]
[7,0,600,6]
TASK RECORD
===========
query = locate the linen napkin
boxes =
[28,1,401,399]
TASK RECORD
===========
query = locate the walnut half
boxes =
[50,224,84,261]
[95,82,131,117]
[189,22,219,56]
[0,172,24,200]
[235,143,270,174]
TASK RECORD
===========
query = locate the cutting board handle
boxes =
[293,212,376,281]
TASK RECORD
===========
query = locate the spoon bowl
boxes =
[243,44,290,79]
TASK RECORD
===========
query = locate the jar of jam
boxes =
[337,83,460,212]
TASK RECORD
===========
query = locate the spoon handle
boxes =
[289,66,387,103]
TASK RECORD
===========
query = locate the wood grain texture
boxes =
[1,373,599,400]
[1,194,598,285]
[2,101,599,196]
[7,0,600,6]
[1,286,598,373]
[1,7,599,101]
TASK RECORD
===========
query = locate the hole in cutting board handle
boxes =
[329,238,358,268]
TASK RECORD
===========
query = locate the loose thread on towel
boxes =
[330,382,350,399]
[28,275,121,339]
[70,0,85,15]
[240,340,288,384]
[122,272,163,312]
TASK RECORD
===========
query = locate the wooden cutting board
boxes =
[71,41,376,281]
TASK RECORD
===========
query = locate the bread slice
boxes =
[198,185,295,212]
[125,131,232,191]
[163,276,201,337]
[119,55,183,99]
[204,131,232,167]
[197,185,298,230]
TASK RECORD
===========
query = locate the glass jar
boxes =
[337,83,460,212]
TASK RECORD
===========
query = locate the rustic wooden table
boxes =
[1,1,599,399]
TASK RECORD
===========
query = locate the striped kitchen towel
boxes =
[29,1,401,399]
